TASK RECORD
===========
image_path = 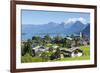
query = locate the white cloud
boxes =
[64,17,86,24]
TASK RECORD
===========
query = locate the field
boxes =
[21,45,90,63]
[58,45,90,61]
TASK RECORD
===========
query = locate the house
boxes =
[66,36,73,40]
[61,47,83,58]
[32,46,48,56]
[52,45,59,48]
[70,32,89,46]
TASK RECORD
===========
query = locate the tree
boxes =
[40,52,49,62]
[62,38,71,48]
[21,39,32,56]
[48,47,53,52]
[32,36,39,40]
[55,48,61,59]
[62,38,67,47]
[43,35,51,43]
[54,35,62,45]
[74,37,80,47]
[32,36,42,45]
[44,35,51,41]
[66,39,72,48]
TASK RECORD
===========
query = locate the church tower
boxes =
[80,32,83,38]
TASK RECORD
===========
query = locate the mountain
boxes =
[22,21,86,40]
[82,23,90,38]
[64,21,85,34]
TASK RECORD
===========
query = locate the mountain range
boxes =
[22,21,90,40]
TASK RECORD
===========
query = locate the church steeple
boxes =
[80,32,82,38]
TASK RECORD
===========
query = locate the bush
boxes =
[40,52,50,62]
[21,53,43,63]
[50,48,61,60]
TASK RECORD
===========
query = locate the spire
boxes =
[80,32,82,38]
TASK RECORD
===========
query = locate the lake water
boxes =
[22,33,67,41]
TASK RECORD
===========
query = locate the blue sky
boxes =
[21,10,90,25]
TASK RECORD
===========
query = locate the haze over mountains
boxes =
[22,21,90,40]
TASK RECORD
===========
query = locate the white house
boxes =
[61,47,83,58]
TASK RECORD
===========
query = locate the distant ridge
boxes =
[22,21,90,40]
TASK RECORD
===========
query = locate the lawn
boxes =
[80,45,90,56]
[21,54,43,63]
[21,45,90,63]
[57,45,90,61]
[56,56,90,61]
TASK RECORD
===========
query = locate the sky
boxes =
[21,9,90,25]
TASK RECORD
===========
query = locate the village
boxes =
[21,32,90,63]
